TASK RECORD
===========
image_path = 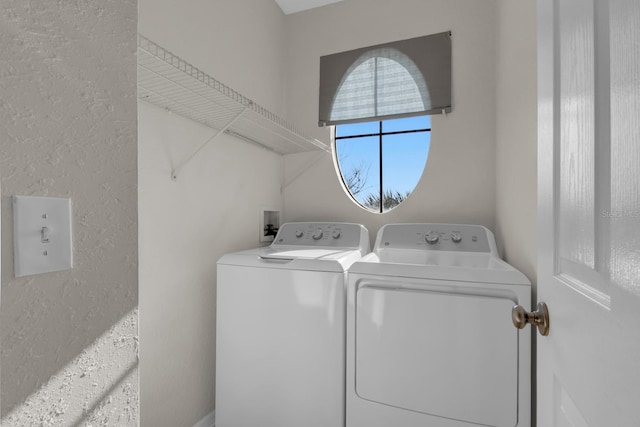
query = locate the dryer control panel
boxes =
[374,223,495,254]
[272,222,370,251]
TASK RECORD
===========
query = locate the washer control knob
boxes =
[312,229,324,240]
[295,230,304,238]
[332,230,341,239]
[425,231,440,245]
[451,232,462,243]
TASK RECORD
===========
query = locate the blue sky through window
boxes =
[335,115,431,211]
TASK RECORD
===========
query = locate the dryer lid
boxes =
[348,253,530,285]
[350,223,530,286]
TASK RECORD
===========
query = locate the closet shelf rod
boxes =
[138,34,330,157]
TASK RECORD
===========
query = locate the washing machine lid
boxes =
[217,222,370,272]
[217,246,366,272]
[349,223,530,286]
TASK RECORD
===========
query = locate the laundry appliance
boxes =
[216,222,370,427]
[346,223,531,427]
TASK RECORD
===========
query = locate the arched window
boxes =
[320,32,451,213]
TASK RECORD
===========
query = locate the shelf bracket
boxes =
[171,106,249,181]
[281,151,329,191]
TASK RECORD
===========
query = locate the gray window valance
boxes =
[318,31,452,127]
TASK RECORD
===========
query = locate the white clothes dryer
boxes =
[216,222,369,427]
[346,223,531,427]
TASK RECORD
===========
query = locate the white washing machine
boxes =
[216,222,370,427]
[346,223,531,427]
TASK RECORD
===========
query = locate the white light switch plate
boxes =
[13,195,73,277]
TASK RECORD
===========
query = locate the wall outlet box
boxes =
[259,207,280,243]
[13,195,73,277]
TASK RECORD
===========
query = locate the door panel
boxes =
[610,0,640,298]
[537,0,640,425]
[557,0,596,272]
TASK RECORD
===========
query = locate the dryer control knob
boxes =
[332,231,341,239]
[312,229,324,240]
[451,232,462,243]
[425,231,440,244]
[295,230,304,238]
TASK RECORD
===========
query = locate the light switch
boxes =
[13,195,73,277]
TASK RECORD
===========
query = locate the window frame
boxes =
[334,117,432,213]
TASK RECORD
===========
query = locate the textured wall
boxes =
[138,1,286,425]
[0,0,138,425]
[282,0,499,242]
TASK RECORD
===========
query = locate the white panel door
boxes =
[537,0,640,425]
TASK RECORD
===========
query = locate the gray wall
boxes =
[282,0,499,241]
[0,0,538,426]
[138,1,287,425]
[137,0,538,426]
[495,0,537,285]
[0,0,138,424]
[282,0,537,286]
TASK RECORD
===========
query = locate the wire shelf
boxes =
[137,34,329,163]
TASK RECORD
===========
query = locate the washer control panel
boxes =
[273,222,368,249]
[376,223,493,253]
